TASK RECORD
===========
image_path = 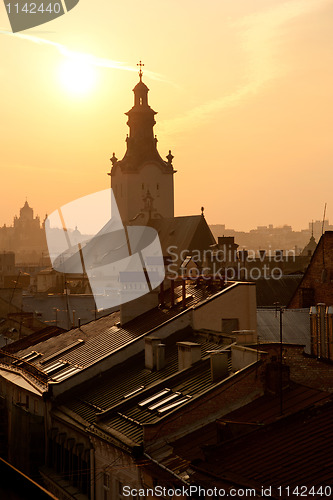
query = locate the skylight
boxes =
[157,396,192,414]
[148,392,181,411]
[138,388,170,407]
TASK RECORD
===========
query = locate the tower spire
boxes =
[137,60,144,81]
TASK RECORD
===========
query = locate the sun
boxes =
[59,57,97,96]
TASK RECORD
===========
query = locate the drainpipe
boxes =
[88,435,95,500]
[170,279,175,307]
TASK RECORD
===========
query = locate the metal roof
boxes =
[61,334,225,428]
[257,308,311,353]
[154,384,332,490]
[255,275,302,307]
[9,282,227,385]
[98,352,232,444]
[191,399,333,493]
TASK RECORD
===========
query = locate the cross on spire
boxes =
[137,60,144,81]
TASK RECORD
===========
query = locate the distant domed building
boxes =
[0,200,48,264]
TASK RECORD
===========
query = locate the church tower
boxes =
[109,62,175,225]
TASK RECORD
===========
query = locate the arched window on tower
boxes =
[140,97,143,105]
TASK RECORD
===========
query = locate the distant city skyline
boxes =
[1,0,333,230]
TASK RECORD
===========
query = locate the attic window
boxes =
[148,392,181,411]
[157,395,192,414]
[52,366,81,382]
[43,360,68,375]
[14,351,42,365]
[138,388,170,407]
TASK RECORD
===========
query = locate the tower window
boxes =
[139,97,143,105]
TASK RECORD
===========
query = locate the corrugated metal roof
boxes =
[99,354,233,443]
[62,335,224,427]
[12,282,226,384]
[257,308,311,353]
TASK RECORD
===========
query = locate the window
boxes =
[103,473,110,500]
[117,480,125,500]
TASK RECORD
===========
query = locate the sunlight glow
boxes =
[59,57,97,96]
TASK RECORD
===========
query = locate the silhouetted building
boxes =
[109,68,175,225]
[289,232,333,308]
[0,201,48,264]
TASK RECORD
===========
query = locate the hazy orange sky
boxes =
[1,0,333,231]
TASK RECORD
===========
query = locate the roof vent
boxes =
[232,330,257,344]
[177,342,201,371]
[210,351,229,382]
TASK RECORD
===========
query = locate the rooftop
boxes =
[0,280,229,389]
[191,398,333,495]
[55,328,237,447]
[154,383,332,490]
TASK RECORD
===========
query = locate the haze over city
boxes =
[1,0,333,231]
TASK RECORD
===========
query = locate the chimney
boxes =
[156,344,166,371]
[265,358,290,394]
[177,342,201,370]
[232,330,257,344]
[144,336,161,370]
[210,351,229,382]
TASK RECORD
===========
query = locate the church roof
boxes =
[300,235,317,256]
[148,215,216,260]
[21,200,32,212]
[133,80,149,93]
